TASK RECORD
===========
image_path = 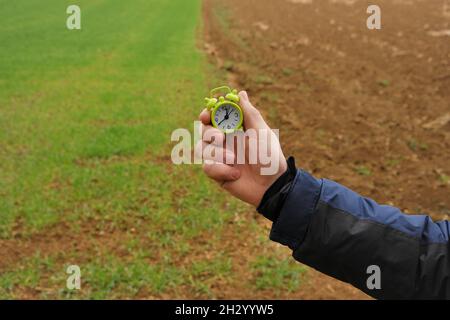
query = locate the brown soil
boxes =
[0,214,368,299]
[203,0,450,299]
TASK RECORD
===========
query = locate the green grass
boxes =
[0,0,307,299]
[254,75,274,85]
[0,252,53,299]
[76,256,183,299]
[439,174,450,185]
[377,79,390,87]
[251,255,306,293]
[355,165,372,176]
[407,138,429,152]
[0,0,207,236]
[282,68,294,76]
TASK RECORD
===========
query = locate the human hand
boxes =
[196,91,287,207]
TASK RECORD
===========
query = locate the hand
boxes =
[196,91,287,207]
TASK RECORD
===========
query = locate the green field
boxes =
[0,0,304,299]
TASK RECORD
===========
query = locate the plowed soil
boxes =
[203,0,450,299]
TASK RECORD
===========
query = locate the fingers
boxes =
[196,126,239,182]
[203,161,240,182]
[195,140,236,164]
[197,106,224,145]
[199,108,211,125]
[238,91,269,130]
[196,119,236,163]
[200,92,268,130]
[202,124,225,146]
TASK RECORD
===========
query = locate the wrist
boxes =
[257,157,297,221]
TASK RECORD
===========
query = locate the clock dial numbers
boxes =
[214,104,241,131]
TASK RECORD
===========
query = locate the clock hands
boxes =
[218,117,227,126]
[217,107,237,127]
[218,111,229,126]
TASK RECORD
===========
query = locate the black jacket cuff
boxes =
[257,156,297,222]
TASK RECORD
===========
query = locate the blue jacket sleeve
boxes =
[269,169,450,299]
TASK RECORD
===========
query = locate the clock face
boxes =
[213,103,241,131]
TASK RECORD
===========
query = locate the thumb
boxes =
[238,91,269,130]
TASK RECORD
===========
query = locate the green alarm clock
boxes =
[204,86,244,134]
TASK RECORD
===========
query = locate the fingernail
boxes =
[231,170,240,180]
